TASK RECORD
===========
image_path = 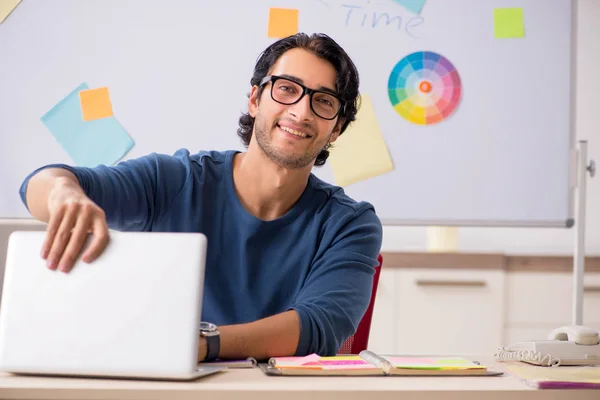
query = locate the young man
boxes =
[19,33,383,361]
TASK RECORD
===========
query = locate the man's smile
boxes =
[277,122,313,139]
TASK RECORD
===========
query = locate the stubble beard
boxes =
[253,114,325,170]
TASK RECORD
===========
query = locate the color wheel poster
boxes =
[388,51,462,125]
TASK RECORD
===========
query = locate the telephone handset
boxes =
[495,325,600,367]
[548,325,600,345]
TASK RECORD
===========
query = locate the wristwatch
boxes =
[199,321,220,362]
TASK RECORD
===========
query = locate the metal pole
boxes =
[573,140,596,325]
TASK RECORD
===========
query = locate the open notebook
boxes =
[263,350,499,376]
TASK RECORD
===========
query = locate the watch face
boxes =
[199,321,217,332]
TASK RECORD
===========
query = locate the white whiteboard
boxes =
[0,0,576,226]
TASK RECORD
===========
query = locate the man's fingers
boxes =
[57,211,94,273]
[41,205,66,261]
[82,218,110,263]
[42,197,108,272]
[46,205,78,270]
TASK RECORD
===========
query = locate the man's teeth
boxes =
[280,125,308,138]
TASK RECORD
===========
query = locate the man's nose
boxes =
[288,93,315,122]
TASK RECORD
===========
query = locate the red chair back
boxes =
[337,254,383,355]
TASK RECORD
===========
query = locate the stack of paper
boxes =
[506,364,600,389]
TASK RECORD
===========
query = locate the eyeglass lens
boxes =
[271,78,341,119]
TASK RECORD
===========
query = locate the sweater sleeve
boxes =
[288,207,383,356]
[19,149,193,231]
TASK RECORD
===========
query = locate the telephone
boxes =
[495,325,600,367]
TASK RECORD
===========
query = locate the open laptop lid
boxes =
[0,230,208,379]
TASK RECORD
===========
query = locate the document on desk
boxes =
[262,351,497,376]
[505,363,600,389]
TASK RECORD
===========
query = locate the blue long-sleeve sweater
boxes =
[20,149,383,356]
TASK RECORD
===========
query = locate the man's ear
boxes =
[248,86,260,118]
[328,118,345,144]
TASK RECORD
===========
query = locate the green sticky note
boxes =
[494,8,524,38]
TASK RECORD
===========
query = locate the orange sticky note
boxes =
[267,8,298,39]
[79,87,113,121]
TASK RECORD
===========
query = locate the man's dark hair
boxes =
[237,32,360,166]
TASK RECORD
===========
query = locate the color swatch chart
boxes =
[388,51,462,125]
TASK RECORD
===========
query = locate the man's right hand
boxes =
[41,177,110,273]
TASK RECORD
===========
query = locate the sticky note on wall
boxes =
[328,94,394,187]
[494,8,525,38]
[391,0,427,15]
[267,8,298,39]
[41,83,134,168]
[0,0,22,24]
[79,87,113,121]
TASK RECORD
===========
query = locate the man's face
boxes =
[248,48,343,170]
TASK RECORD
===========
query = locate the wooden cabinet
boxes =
[369,268,504,355]
[368,254,600,356]
[394,268,505,355]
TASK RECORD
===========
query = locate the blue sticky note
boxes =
[41,83,134,167]
[392,0,427,14]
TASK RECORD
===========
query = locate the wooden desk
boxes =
[0,356,597,400]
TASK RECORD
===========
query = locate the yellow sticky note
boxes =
[0,0,22,24]
[267,8,298,39]
[494,8,524,38]
[328,94,394,187]
[79,87,114,121]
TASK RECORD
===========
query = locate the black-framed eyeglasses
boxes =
[259,75,345,120]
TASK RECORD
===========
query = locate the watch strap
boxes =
[204,332,220,362]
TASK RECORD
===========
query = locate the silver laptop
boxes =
[0,230,223,381]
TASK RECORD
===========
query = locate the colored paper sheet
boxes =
[386,357,486,370]
[391,0,427,14]
[494,8,525,38]
[79,87,113,121]
[271,355,377,370]
[267,8,298,38]
[328,93,394,187]
[41,83,134,168]
[506,364,600,389]
[0,0,21,24]
[270,354,320,367]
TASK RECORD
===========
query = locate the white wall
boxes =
[381,0,600,256]
[1,0,599,258]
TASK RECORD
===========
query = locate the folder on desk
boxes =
[263,351,492,376]
[505,364,600,389]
